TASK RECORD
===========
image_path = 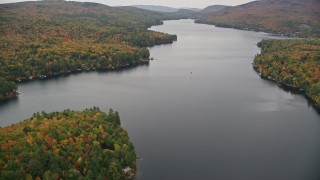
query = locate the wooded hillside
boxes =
[196,0,320,38]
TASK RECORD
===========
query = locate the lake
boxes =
[1,19,320,180]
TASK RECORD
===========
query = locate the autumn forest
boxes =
[253,39,320,108]
[0,1,177,100]
[0,108,136,179]
[0,0,320,179]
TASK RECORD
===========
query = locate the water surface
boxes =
[1,20,320,180]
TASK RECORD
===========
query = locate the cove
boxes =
[1,19,320,180]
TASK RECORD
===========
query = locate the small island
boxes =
[0,107,136,179]
[253,39,320,109]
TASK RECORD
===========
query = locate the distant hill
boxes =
[176,9,196,14]
[133,5,201,13]
[196,0,320,37]
[186,8,202,12]
[41,0,65,2]
[166,9,198,19]
[201,5,230,13]
[133,5,180,12]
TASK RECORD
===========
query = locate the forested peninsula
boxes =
[0,1,177,101]
[0,107,136,179]
[253,39,320,109]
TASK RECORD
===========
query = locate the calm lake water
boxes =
[1,19,320,180]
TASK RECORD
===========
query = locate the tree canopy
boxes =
[0,107,136,179]
[0,78,17,100]
[253,39,320,108]
[0,1,177,100]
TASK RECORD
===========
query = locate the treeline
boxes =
[253,39,320,108]
[0,1,177,100]
[0,107,136,179]
[0,41,152,81]
[0,78,18,100]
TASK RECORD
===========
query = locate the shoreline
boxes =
[252,65,320,113]
[17,60,150,83]
[194,20,318,39]
[1,24,178,103]
[0,59,152,102]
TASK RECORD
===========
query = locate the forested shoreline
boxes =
[0,78,18,101]
[0,1,177,101]
[253,39,320,109]
[0,107,136,179]
[192,0,320,109]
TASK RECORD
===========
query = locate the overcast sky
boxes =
[0,0,255,8]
